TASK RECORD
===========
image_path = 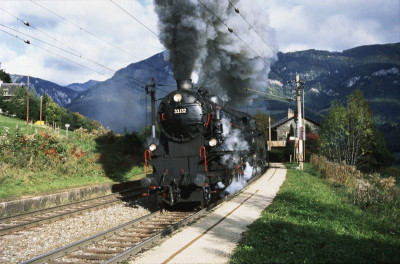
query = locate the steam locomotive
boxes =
[141,79,268,207]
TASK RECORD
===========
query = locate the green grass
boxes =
[0,115,145,200]
[0,115,68,136]
[230,163,400,264]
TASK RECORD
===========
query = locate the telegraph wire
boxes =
[0,28,98,77]
[227,0,278,55]
[28,0,171,77]
[244,87,295,101]
[0,23,150,88]
[0,28,157,96]
[0,7,80,55]
[110,0,159,38]
[196,0,270,64]
[1,24,115,75]
[0,23,172,96]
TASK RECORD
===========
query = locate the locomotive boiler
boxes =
[141,79,267,207]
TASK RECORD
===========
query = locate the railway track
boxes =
[21,208,202,264]
[0,185,148,236]
[20,166,272,264]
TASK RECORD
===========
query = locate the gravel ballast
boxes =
[0,202,150,264]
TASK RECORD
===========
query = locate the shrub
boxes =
[311,154,399,213]
[380,166,400,184]
[310,154,359,186]
[350,173,399,211]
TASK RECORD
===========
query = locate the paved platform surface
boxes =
[130,163,287,264]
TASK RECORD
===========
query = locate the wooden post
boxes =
[26,75,29,124]
[40,96,43,122]
[268,116,271,151]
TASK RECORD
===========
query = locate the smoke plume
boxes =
[154,0,277,99]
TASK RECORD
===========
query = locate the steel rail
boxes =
[20,165,272,264]
[0,185,147,236]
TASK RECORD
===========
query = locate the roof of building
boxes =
[1,83,21,96]
[271,115,320,129]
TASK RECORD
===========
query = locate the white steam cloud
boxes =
[226,162,254,193]
[154,0,277,98]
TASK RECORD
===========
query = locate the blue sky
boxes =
[0,0,399,85]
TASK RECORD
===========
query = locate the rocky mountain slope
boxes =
[11,75,81,106]
[65,52,175,133]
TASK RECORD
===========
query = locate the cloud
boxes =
[257,0,400,52]
[0,0,163,85]
[0,0,399,86]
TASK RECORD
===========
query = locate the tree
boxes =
[0,69,11,83]
[253,111,275,144]
[305,132,320,161]
[361,128,395,171]
[320,90,392,170]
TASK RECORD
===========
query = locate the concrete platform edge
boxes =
[0,180,139,217]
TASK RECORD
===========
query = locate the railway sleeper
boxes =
[65,254,111,260]
[131,230,163,235]
[49,261,87,264]
[109,237,145,243]
[84,248,124,254]
[116,233,153,238]
[128,228,163,233]
[136,223,170,228]
[102,242,137,248]
[148,219,179,223]
[108,237,138,243]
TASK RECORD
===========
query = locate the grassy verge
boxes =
[0,115,146,200]
[230,163,400,264]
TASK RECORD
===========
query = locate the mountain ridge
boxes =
[7,43,400,150]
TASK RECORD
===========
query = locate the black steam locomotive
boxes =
[141,79,268,207]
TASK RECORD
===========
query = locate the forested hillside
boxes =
[268,43,400,151]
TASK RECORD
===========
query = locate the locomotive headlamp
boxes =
[209,138,217,147]
[173,93,182,102]
[149,143,157,152]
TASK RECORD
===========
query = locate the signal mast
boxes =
[289,74,305,170]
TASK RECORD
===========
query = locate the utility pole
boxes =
[40,96,43,123]
[26,75,30,124]
[268,116,271,151]
[289,74,305,170]
[146,78,156,142]
[303,89,306,161]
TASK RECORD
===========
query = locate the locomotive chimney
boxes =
[176,79,193,90]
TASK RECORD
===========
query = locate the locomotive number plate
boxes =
[174,107,187,114]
